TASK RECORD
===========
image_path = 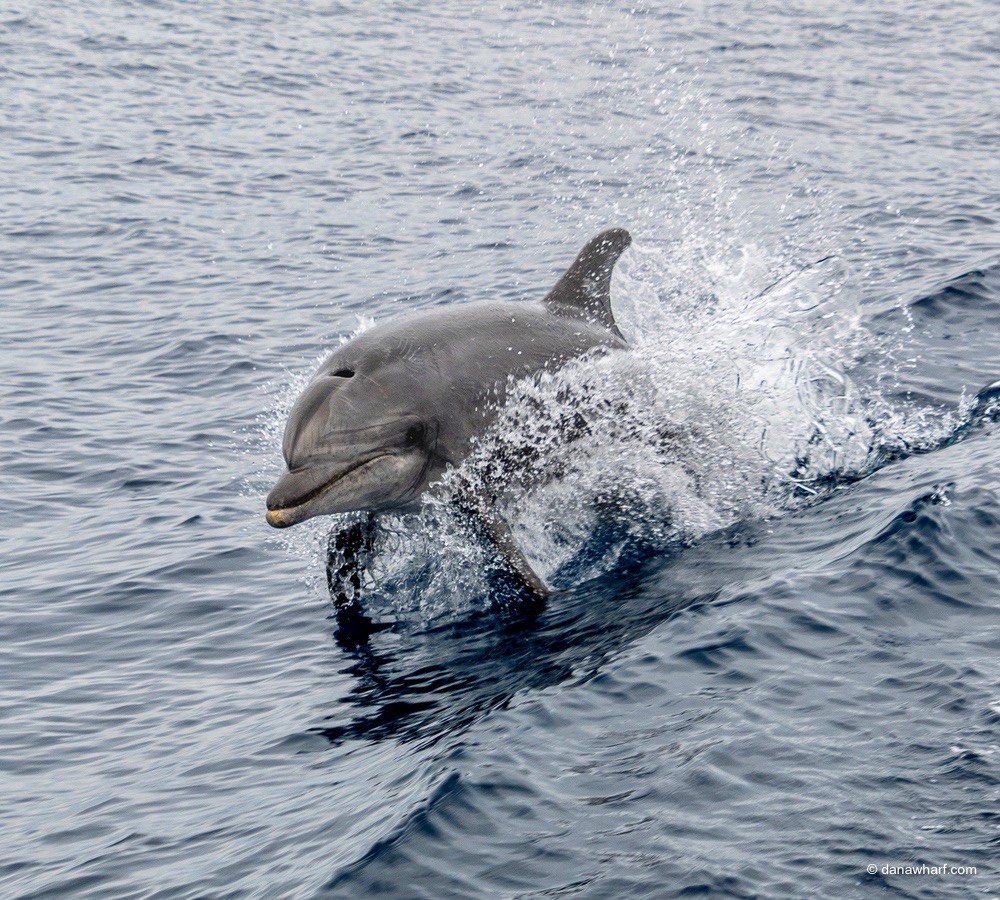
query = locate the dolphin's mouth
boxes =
[265,454,390,528]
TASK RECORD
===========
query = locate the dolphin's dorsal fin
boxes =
[543,228,631,336]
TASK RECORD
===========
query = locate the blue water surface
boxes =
[1,2,998,898]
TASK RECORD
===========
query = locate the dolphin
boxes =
[265,228,632,599]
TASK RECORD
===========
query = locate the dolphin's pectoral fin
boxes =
[326,512,390,643]
[326,512,377,608]
[457,495,556,600]
[543,228,631,338]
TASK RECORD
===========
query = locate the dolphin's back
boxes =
[328,300,622,370]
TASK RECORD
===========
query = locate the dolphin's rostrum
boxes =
[267,228,632,603]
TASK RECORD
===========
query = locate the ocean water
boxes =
[2,2,998,898]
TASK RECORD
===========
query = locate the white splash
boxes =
[354,237,886,624]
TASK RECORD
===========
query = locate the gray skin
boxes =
[266,228,631,597]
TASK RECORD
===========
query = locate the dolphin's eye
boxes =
[404,423,426,446]
[331,368,355,378]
